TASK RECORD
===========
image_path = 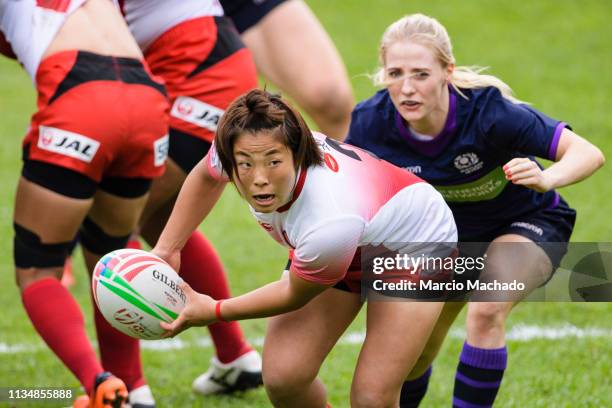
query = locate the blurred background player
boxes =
[220,0,354,140]
[60,0,357,285]
[117,0,264,397]
[154,89,458,408]
[0,0,169,407]
[345,13,605,408]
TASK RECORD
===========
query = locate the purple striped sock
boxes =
[452,342,507,408]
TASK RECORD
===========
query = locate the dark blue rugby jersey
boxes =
[346,86,568,239]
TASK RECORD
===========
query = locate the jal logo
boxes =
[454,152,483,174]
[154,134,169,167]
[37,126,100,163]
[176,100,193,116]
[171,96,224,132]
[40,129,54,146]
[114,308,144,325]
[258,222,274,232]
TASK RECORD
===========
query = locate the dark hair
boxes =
[215,89,323,181]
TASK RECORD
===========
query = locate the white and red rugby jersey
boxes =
[118,0,224,51]
[0,0,87,80]
[206,132,457,285]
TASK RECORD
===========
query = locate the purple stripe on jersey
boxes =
[547,191,560,209]
[395,86,457,157]
[548,121,566,160]
[460,342,507,370]
[455,372,502,389]
[453,397,492,408]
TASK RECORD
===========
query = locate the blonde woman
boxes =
[345,13,604,408]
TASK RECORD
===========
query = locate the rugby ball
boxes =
[92,249,185,340]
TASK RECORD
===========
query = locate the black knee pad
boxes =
[13,222,73,268]
[79,217,131,255]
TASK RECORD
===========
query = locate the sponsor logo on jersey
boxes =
[404,165,422,174]
[454,152,483,174]
[510,222,544,236]
[171,96,223,132]
[434,167,508,202]
[153,134,169,167]
[37,126,100,163]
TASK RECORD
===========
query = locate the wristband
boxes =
[215,300,226,322]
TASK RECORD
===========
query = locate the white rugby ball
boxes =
[92,248,185,340]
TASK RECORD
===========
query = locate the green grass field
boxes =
[1,1,611,406]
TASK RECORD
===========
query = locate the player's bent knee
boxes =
[351,386,396,408]
[14,222,73,269]
[79,216,130,256]
[300,81,352,120]
[467,302,508,330]
[263,365,317,400]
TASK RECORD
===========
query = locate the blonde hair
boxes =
[373,14,524,104]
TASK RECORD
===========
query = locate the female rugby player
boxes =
[117,0,264,397]
[345,13,605,408]
[154,89,457,407]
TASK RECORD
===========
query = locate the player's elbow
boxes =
[593,145,606,169]
[584,142,606,171]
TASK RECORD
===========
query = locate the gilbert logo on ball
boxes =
[92,249,186,340]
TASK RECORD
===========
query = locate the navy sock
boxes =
[453,342,507,408]
[400,366,432,408]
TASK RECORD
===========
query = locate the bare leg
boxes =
[351,300,443,408]
[263,286,362,407]
[466,234,552,348]
[453,234,553,408]
[242,0,354,140]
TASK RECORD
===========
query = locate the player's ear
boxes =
[446,63,455,83]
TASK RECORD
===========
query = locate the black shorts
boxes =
[461,195,576,269]
[167,128,213,174]
[220,0,288,33]
[22,156,152,199]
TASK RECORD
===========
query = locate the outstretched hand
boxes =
[160,281,217,338]
[503,158,553,193]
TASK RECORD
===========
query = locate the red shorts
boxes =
[24,50,170,182]
[144,16,258,144]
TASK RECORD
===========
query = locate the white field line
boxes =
[1,324,610,354]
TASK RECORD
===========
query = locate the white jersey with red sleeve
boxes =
[118,0,224,52]
[0,0,86,80]
[205,132,457,285]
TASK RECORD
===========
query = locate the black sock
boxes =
[400,365,432,408]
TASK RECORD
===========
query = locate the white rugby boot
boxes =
[126,384,155,408]
[192,350,263,395]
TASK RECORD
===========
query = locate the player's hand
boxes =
[160,282,216,338]
[152,246,181,273]
[503,158,553,193]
